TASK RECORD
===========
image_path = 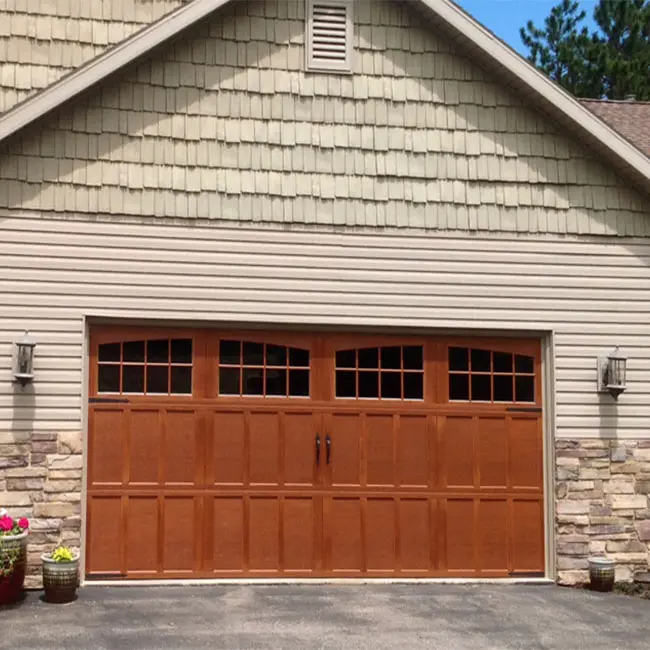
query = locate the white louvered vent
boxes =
[306,0,353,72]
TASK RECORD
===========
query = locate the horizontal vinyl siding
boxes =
[1,216,649,438]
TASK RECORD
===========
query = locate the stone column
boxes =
[556,439,650,585]
[0,430,83,588]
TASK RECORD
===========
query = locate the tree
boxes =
[592,0,650,99]
[520,0,600,96]
[520,0,650,99]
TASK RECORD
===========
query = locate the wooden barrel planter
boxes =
[0,531,28,607]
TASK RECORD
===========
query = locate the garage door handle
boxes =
[315,434,321,466]
[326,434,331,465]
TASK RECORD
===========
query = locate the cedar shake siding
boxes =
[0,0,185,113]
[0,0,646,234]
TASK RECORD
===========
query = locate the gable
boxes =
[0,0,647,236]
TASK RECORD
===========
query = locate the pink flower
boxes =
[18,518,29,530]
[0,516,13,532]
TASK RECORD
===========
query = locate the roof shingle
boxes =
[580,99,650,158]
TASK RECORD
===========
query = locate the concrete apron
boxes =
[83,577,554,587]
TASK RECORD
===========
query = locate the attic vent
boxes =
[306,0,353,72]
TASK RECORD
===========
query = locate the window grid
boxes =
[335,345,424,401]
[218,340,310,398]
[448,347,535,403]
[97,339,193,395]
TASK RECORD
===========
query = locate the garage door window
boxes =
[335,345,424,400]
[448,346,535,403]
[218,340,310,397]
[97,338,193,395]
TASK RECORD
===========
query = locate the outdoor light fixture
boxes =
[14,331,36,386]
[597,347,627,399]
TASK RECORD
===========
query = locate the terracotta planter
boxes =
[589,556,616,592]
[42,553,80,604]
[0,531,28,607]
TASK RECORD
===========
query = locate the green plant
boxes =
[50,546,76,563]
[0,542,21,578]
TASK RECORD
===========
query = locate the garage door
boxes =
[87,327,545,579]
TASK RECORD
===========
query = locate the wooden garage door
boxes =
[87,328,544,579]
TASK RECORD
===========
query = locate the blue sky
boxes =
[455,0,599,55]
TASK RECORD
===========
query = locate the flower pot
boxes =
[589,556,616,592]
[41,553,80,604]
[0,531,28,606]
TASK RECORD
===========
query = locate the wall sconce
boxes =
[14,331,36,386]
[597,347,627,399]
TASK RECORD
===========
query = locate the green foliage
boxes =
[520,0,650,99]
[51,546,75,563]
[0,541,21,579]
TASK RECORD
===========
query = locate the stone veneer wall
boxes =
[556,439,650,585]
[0,431,82,588]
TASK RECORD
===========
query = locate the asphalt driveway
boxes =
[3,584,648,650]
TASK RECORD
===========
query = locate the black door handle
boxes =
[315,434,321,466]
[326,434,331,465]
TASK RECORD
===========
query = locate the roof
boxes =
[0,0,649,194]
[580,99,650,158]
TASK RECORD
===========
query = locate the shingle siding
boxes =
[0,0,646,234]
[0,0,185,113]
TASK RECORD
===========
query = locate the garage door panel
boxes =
[509,418,543,491]
[477,417,508,489]
[398,498,434,571]
[477,499,508,573]
[128,410,160,485]
[210,411,246,486]
[365,498,396,571]
[512,499,545,573]
[87,496,123,575]
[163,410,200,485]
[397,415,430,488]
[89,409,124,486]
[249,413,281,486]
[210,497,244,572]
[366,414,395,487]
[162,497,197,573]
[126,497,159,574]
[442,416,476,489]
[328,498,362,573]
[328,413,361,487]
[445,499,476,572]
[249,497,280,571]
[283,498,317,572]
[283,413,319,487]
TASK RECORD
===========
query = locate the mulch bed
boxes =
[613,582,650,599]
[564,581,650,600]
